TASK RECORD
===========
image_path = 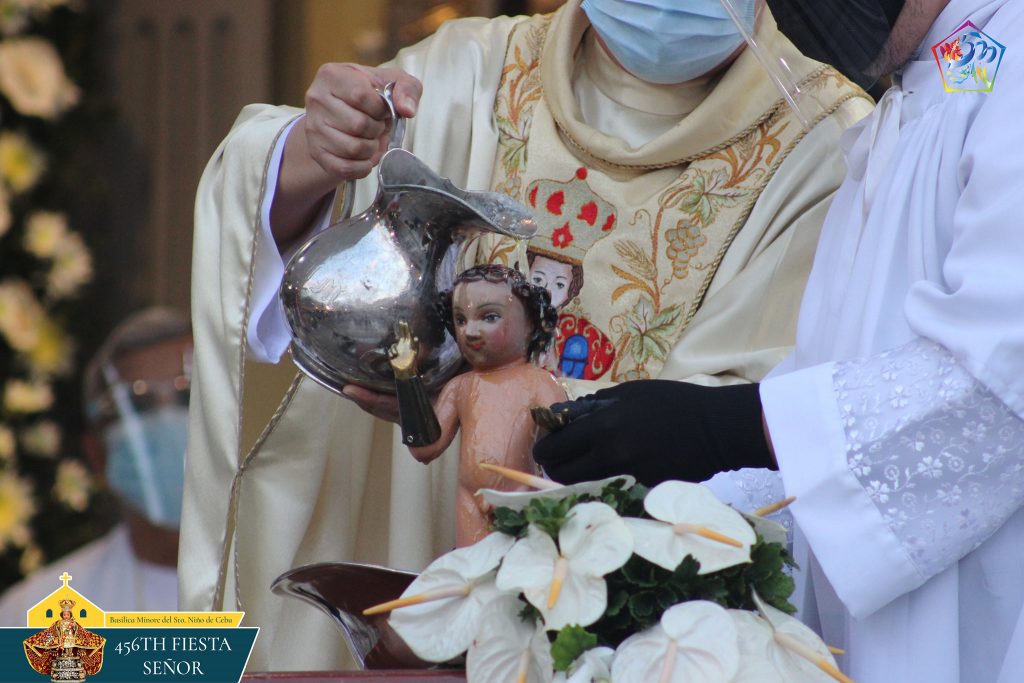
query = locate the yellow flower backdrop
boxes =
[0,0,105,588]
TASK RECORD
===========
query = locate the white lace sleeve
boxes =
[702,468,793,544]
[833,337,1024,580]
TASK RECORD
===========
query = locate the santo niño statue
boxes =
[23,598,105,681]
[390,264,567,547]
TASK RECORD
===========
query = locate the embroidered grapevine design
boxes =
[608,112,789,380]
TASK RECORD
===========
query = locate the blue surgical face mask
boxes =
[581,0,757,85]
[103,405,188,529]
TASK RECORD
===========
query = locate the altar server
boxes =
[537,1,1024,680]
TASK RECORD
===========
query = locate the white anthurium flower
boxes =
[376,532,515,663]
[480,474,636,512]
[739,510,788,547]
[552,646,614,683]
[729,592,853,683]
[466,594,554,683]
[611,601,740,683]
[624,481,755,573]
[496,502,633,630]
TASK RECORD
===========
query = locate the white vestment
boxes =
[759,1,1024,681]
[182,2,871,670]
[0,525,178,625]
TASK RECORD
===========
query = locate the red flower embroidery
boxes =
[551,223,574,249]
[546,190,565,215]
[577,201,598,226]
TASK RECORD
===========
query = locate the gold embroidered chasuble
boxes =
[467,9,872,387]
[181,1,872,672]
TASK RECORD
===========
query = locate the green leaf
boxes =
[518,599,542,624]
[491,506,528,537]
[523,495,577,539]
[604,589,629,618]
[627,592,658,620]
[620,556,661,588]
[550,626,598,672]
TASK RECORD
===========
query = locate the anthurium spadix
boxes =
[625,481,755,573]
[466,594,554,683]
[478,468,636,512]
[496,502,632,630]
[730,592,853,683]
[611,601,740,683]
[372,532,515,662]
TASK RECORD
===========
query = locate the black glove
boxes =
[532,380,775,487]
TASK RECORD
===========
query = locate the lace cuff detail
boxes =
[834,337,1024,579]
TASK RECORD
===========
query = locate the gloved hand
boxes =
[532,380,775,487]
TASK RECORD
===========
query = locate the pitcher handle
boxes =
[337,82,406,221]
[378,82,407,152]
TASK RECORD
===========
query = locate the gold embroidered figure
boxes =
[23,598,105,682]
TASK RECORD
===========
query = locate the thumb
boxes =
[375,68,422,118]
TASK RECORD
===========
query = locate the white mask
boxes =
[581,0,757,84]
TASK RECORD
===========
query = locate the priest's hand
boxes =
[301,63,420,184]
[340,384,401,424]
[532,380,776,487]
[271,64,422,248]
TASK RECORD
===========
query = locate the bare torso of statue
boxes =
[444,362,565,545]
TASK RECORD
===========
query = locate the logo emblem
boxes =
[932,20,1006,92]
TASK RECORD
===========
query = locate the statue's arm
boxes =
[408,377,461,464]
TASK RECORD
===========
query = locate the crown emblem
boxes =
[59,598,75,610]
[526,167,617,265]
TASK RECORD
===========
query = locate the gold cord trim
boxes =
[212,112,303,611]
[681,89,872,331]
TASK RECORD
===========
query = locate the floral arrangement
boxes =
[367,472,853,683]
[0,0,98,589]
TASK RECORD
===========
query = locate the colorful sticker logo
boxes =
[932,20,1006,93]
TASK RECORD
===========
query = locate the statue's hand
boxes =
[388,320,418,378]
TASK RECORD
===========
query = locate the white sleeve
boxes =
[246,116,336,363]
[763,336,1024,618]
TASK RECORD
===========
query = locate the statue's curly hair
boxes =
[438,264,558,362]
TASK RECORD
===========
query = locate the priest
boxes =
[181,0,872,670]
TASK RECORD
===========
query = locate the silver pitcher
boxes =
[281,84,537,395]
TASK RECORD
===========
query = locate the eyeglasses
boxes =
[89,375,190,423]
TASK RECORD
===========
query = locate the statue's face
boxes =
[61,610,71,619]
[529,255,574,309]
[451,279,531,371]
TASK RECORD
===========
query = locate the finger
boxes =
[378,69,422,118]
[547,396,618,425]
[315,64,392,121]
[319,100,389,141]
[531,417,598,468]
[349,65,422,119]
[533,431,618,486]
[341,385,400,423]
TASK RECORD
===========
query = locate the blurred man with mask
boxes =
[0,307,191,621]
[184,0,873,669]
[536,1,1024,680]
